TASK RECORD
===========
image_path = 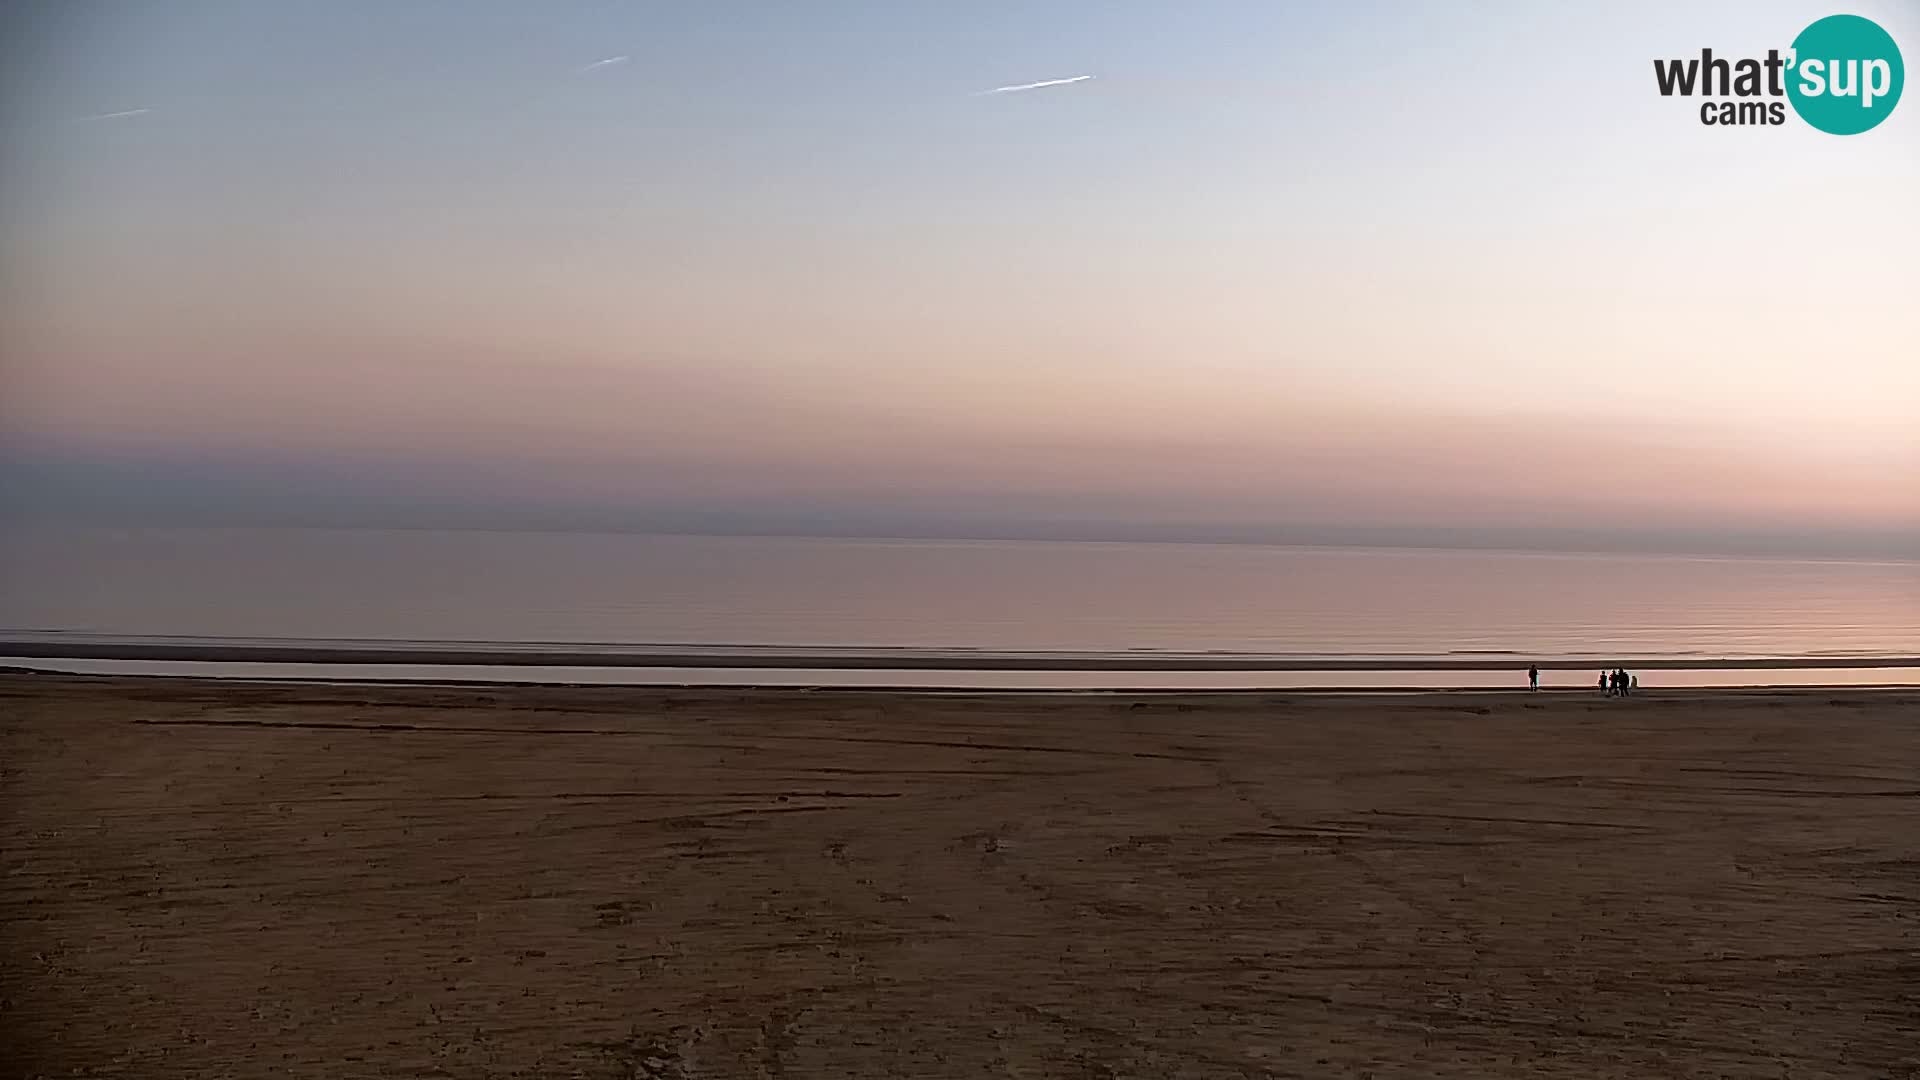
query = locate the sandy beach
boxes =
[2,673,1915,1078]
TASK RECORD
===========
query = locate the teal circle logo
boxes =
[1787,15,1904,134]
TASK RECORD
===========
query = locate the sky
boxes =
[1,1,1916,556]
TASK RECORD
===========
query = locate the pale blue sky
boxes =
[2,1,1916,553]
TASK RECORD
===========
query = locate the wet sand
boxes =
[2,674,1915,1078]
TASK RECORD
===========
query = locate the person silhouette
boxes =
[1528,664,1539,691]
[1598,670,1609,696]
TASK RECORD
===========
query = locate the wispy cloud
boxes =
[81,108,151,121]
[576,55,631,74]
[974,74,1095,96]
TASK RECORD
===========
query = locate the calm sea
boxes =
[2,527,1915,667]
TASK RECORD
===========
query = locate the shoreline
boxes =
[8,670,1920,697]
[4,637,1916,671]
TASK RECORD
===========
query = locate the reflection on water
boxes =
[3,526,1917,661]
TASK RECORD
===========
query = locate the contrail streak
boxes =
[975,74,1095,96]
[577,55,630,73]
[81,108,151,120]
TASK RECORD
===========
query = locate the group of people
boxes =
[1522,664,1639,695]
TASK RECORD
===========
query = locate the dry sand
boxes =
[2,673,1915,1078]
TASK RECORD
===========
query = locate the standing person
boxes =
[1528,664,1540,691]
[1598,670,1610,696]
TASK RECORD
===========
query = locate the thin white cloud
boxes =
[81,108,151,121]
[974,74,1095,96]
[577,55,631,74]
